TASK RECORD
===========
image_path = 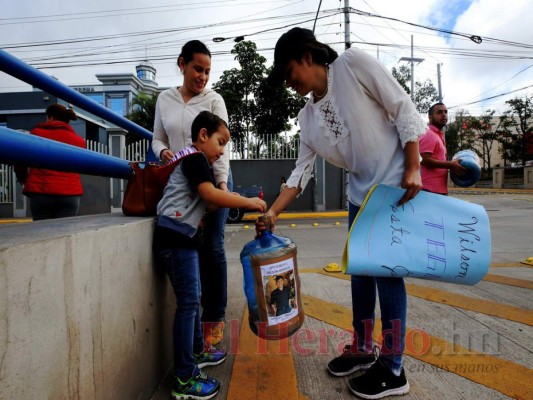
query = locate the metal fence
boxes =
[0,133,299,204]
[124,140,150,162]
[85,133,300,163]
[85,140,108,155]
[229,133,299,160]
[0,164,13,203]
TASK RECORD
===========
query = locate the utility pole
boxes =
[437,63,443,102]
[399,35,424,102]
[344,0,351,49]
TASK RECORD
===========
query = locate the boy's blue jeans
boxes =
[157,247,204,379]
[199,170,233,323]
[349,202,406,374]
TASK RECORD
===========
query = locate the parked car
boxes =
[226,185,264,223]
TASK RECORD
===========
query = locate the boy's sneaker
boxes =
[327,345,376,376]
[195,346,227,369]
[348,357,410,399]
[172,366,220,400]
[204,321,225,346]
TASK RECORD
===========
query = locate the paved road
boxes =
[153,191,533,399]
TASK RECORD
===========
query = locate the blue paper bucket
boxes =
[342,185,491,285]
[450,149,481,187]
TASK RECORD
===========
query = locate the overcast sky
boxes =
[1,0,532,117]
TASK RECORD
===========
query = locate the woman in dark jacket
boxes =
[23,104,86,220]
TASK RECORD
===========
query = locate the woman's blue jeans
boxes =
[349,202,406,374]
[199,169,233,323]
[157,247,204,379]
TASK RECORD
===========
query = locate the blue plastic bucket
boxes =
[450,149,481,187]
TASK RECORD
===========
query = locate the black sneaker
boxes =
[348,357,410,399]
[327,345,376,377]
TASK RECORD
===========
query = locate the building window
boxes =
[137,70,155,81]
[106,96,127,116]
[86,93,104,106]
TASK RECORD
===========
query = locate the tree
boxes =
[125,92,159,145]
[213,41,306,159]
[498,95,533,166]
[391,65,439,113]
[468,110,501,171]
[445,109,477,158]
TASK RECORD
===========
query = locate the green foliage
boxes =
[445,110,477,158]
[125,92,159,144]
[448,97,532,170]
[213,41,306,159]
[498,95,533,165]
[466,110,501,170]
[391,65,410,94]
[391,64,439,114]
[414,81,439,116]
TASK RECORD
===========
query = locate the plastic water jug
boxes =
[450,149,481,187]
[240,216,304,339]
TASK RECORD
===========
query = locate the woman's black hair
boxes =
[46,104,77,123]
[178,40,211,65]
[268,28,338,86]
[191,111,227,141]
[297,41,338,66]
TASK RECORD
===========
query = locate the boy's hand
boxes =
[246,197,267,213]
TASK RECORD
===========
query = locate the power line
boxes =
[449,84,533,109]
[1,9,320,49]
[0,0,298,25]
[348,7,533,50]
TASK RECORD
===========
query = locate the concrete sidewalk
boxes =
[152,191,533,400]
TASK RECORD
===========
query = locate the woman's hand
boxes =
[160,149,175,164]
[399,141,423,206]
[255,210,277,237]
[399,168,422,206]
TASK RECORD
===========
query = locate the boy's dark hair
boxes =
[428,102,446,117]
[178,40,211,65]
[275,275,283,282]
[191,111,228,141]
[46,104,77,123]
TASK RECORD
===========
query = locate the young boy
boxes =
[153,111,266,400]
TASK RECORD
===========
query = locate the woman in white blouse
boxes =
[152,40,231,347]
[262,27,426,399]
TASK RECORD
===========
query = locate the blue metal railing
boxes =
[0,49,153,141]
[0,49,155,175]
[0,126,131,179]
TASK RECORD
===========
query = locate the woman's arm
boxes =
[259,140,315,231]
[211,93,230,186]
[152,95,173,162]
[268,186,300,217]
[346,49,426,148]
[398,141,422,206]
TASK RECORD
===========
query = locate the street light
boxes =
[213,36,245,43]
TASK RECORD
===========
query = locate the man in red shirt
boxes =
[419,103,466,194]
